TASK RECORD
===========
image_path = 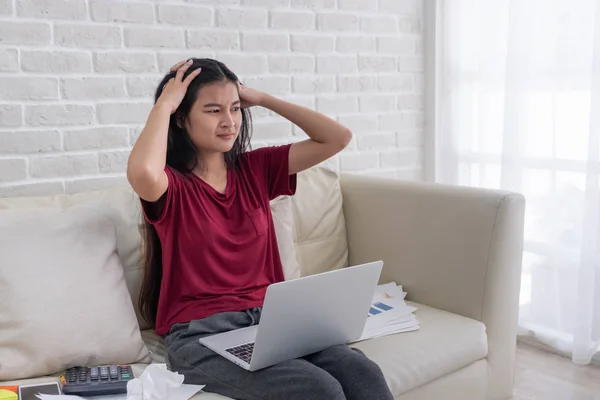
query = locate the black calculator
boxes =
[60,365,134,396]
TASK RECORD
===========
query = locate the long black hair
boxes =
[138,58,253,327]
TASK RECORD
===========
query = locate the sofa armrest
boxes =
[340,173,525,399]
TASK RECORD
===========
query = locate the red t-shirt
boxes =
[142,144,297,335]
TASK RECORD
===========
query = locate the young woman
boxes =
[127,58,394,400]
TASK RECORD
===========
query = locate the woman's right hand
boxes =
[156,59,201,115]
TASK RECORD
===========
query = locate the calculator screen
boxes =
[19,383,61,400]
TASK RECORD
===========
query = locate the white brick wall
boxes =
[0,0,424,197]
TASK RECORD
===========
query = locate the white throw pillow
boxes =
[292,167,349,276]
[270,196,301,280]
[0,187,149,330]
[0,205,150,381]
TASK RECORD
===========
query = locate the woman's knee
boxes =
[329,346,387,380]
[308,373,346,400]
[281,360,346,400]
[350,349,386,376]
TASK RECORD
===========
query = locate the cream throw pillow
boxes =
[0,205,150,381]
[270,196,301,280]
[291,167,349,276]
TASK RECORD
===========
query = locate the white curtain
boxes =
[435,0,600,364]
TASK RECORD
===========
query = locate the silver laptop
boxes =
[198,260,383,371]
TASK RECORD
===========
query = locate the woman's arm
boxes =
[239,86,352,175]
[127,60,201,202]
[127,103,171,202]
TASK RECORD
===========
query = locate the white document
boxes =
[352,282,420,342]
[37,395,125,400]
[166,384,205,400]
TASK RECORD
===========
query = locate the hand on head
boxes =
[156,59,202,115]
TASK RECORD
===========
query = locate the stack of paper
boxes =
[353,282,420,342]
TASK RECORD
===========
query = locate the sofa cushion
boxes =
[141,330,167,364]
[0,205,150,381]
[0,186,149,328]
[270,195,301,280]
[352,302,488,397]
[291,167,348,276]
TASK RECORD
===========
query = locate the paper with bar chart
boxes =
[353,282,420,342]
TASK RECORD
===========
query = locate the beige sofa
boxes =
[0,168,525,400]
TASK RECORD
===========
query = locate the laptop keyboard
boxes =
[225,342,255,364]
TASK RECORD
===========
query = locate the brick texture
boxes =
[0,0,424,197]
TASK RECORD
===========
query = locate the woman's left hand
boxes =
[237,83,266,109]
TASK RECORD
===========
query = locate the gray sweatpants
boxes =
[164,307,394,400]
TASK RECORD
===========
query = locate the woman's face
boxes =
[183,80,242,155]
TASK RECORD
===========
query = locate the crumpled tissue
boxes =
[126,364,203,400]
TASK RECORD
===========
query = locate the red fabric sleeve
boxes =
[247,144,297,200]
[140,165,181,225]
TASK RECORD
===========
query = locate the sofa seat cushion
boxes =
[141,330,167,364]
[352,302,488,397]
